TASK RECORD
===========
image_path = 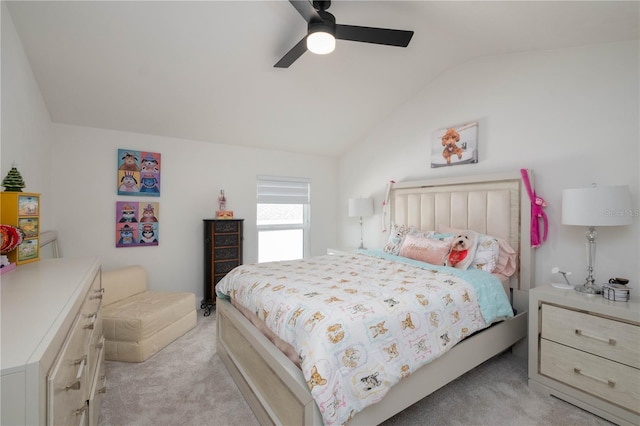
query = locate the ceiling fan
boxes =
[274,0,414,68]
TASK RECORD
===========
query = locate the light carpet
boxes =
[100,310,612,426]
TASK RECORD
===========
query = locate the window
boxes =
[257,176,310,263]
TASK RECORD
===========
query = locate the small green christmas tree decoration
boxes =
[2,163,26,192]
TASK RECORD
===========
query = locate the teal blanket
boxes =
[358,249,514,323]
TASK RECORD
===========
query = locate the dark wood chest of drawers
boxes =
[202,219,243,316]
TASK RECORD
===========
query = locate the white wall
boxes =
[4,0,638,296]
[1,3,54,231]
[2,3,338,300]
[339,41,640,291]
[50,124,338,298]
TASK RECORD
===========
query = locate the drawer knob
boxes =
[66,379,81,391]
[74,403,88,415]
[90,294,103,300]
[98,386,107,394]
[66,357,85,391]
[573,367,616,388]
[574,329,616,346]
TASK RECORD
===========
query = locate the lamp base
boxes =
[574,283,602,294]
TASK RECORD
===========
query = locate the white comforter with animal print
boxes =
[216,251,513,425]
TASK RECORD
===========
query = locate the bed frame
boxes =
[217,171,534,425]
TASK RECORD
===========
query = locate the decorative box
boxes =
[216,210,234,219]
[602,283,630,302]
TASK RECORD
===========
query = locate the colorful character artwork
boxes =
[117,149,161,196]
[116,202,160,247]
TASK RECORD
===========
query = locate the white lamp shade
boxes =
[307,31,335,55]
[562,185,632,226]
[349,197,374,217]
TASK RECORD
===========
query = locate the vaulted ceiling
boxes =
[6,1,639,157]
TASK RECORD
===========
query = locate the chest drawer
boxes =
[213,220,239,233]
[541,339,640,414]
[47,315,90,426]
[541,303,640,368]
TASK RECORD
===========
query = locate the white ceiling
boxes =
[7,1,639,157]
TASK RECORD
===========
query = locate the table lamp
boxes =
[562,184,632,294]
[349,197,374,249]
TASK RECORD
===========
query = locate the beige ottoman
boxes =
[102,265,197,362]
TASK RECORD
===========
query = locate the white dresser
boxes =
[528,285,640,426]
[1,257,105,426]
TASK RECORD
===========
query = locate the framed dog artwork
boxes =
[430,121,478,168]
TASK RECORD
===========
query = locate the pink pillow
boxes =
[399,234,450,265]
[494,238,517,277]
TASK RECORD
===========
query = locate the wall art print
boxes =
[430,121,478,168]
[116,201,160,247]
[117,149,161,196]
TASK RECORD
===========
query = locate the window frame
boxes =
[256,176,310,262]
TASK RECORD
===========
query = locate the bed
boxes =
[216,171,534,425]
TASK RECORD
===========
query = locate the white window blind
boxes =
[257,176,310,204]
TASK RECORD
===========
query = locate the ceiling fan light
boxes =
[307,31,335,55]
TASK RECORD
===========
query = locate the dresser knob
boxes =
[98,386,107,394]
[66,379,81,391]
[74,403,88,415]
[574,329,616,346]
[573,367,616,387]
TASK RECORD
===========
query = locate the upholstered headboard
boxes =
[390,172,533,293]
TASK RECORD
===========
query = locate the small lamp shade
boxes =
[562,185,632,227]
[349,198,374,217]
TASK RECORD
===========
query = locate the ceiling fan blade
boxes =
[289,0,321,23]
[336,24,413,47]
[274,36,308,68]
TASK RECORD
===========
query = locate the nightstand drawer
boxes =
[540,339,640,414]
[541,303,640,368]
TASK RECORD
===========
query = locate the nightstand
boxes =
[528,285,640,426]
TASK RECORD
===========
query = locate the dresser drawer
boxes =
[82,272,103,315]
[47,315,91,426]
[541,303,640,368]
[214,246,239,260]
[88,342,106,426]
[214,260,240,275]
[214,234,239,247]
[213,220,239,233]
[540,339,640,414]
[88,310,103,386]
